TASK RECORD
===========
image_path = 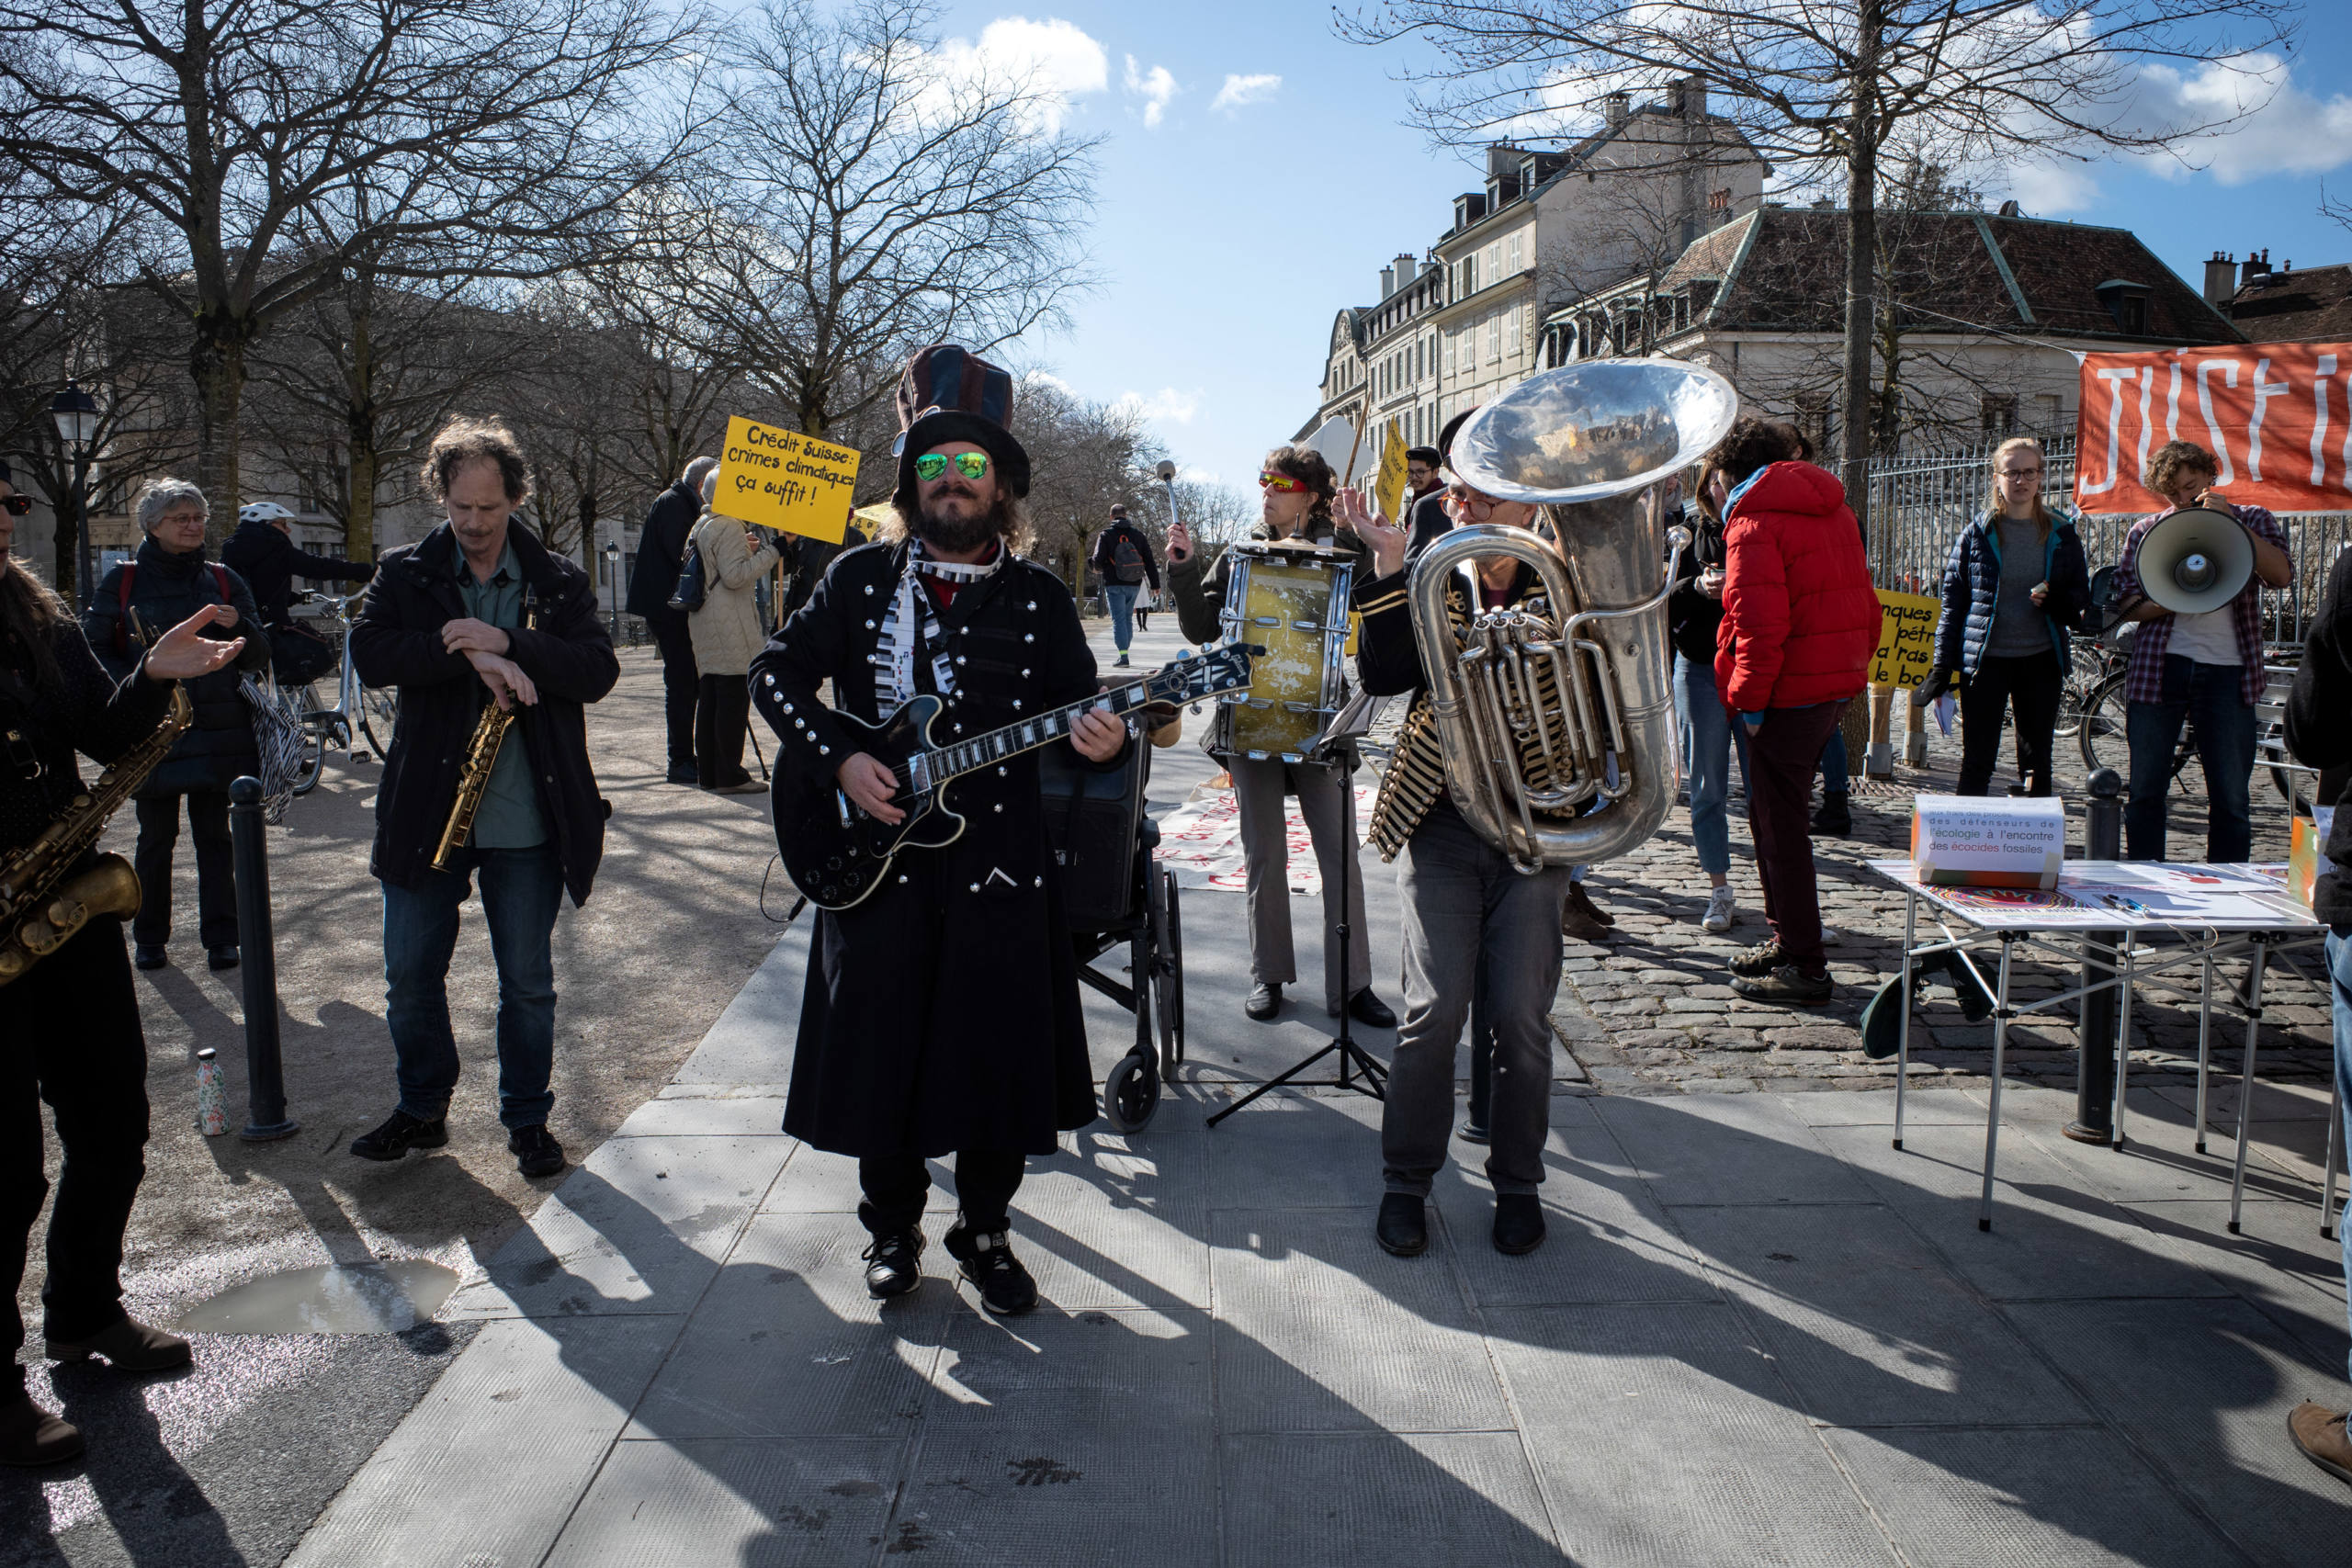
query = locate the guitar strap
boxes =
[872,540,1004,719]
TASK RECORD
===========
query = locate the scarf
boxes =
[872,538,1007,718]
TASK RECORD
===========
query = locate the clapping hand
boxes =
[1336,489,1408,577]
[143,604,245,681]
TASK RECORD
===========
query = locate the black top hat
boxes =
[891,344,1031,504]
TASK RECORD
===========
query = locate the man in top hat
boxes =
[749,344,1123,1316]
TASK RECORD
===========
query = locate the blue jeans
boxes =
[382,843,564,1129]
[2325,930,2352,1380]
[1817,725,1848,796]
[1102,582,1140,650]
[1672,652,1743,875]
[2124,656,2256,863]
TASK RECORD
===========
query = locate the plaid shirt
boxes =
[2110,502,2287,706]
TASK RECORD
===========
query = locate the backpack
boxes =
[1109,533,1146,585]
[114,560,235,654]
[667,538,708,612]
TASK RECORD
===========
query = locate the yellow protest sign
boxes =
[1374,418,1408,527]
[714,415,859,544]
[1870,589,1942,688]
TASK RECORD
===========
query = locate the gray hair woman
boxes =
[82,477,272,971]
[685,473,780,793]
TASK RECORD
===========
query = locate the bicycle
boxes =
[255,590,399,794]
[2074,647,2302,808]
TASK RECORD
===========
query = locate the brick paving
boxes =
[1554,709,2333,1099]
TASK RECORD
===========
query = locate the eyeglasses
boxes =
[1448,488,1502,518]
[1259,471,1313,492]
[914,451,990,482]
[1997,467,2044,479]
[0,496,29,517]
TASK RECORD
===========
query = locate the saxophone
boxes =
[0,684,194,986]
[432,595,537,871]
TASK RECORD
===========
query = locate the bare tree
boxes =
[0,0,697,542]
[1340,0,2297,521]
[1013,379,1159,593]
[646,0,1100,444]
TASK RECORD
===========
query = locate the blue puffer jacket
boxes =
[1931,509,2091,676]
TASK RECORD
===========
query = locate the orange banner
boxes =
[2076,342,2352,514]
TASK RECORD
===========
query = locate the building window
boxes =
[2118,295,2146,333]
[2034,393,2064,430]
[1504,305,1521,358]
[1442,328,1454,376]
[1980,395,2018,434]
[1506,231,1522,274]
[1485,312,1499,363]
[1794,393,1832,455]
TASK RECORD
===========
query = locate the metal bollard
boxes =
[2065,768,2124,1145]
[228,777,300,1142]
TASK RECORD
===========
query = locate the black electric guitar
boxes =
[774,644,1258,909]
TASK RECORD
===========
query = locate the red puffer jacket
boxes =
[1713,461,1880,712]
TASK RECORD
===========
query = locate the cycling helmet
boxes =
[239,501,298,525]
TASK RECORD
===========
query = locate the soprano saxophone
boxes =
[432,595,537,872]
[0,684,193,986]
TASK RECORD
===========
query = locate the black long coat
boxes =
[349,521,618,907]
[85,538,271,797]
[748,539,1104,1158]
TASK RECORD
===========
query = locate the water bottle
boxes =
[196,1048,227,1136]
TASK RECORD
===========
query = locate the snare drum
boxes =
[1218,541,1354,763]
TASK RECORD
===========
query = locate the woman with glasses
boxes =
[1163,445,1394,1030]
[1923,436,2090,796]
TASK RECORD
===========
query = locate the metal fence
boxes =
[1863,431,2349,647]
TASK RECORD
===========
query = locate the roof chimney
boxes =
[1379,264,1396,299]
[1677,75,1706,122]
[1394,254,1418,296]
[2203,251,2237,306]
[1603,91,1630,129]
[2242,249,2271,290]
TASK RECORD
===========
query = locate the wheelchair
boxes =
[1038,700,1184,1133]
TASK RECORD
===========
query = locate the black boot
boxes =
[1493,1194,1546,1255]
[1375,1193,1428,1257]
[0,1389,81,1467]
[1811,793,1852,837]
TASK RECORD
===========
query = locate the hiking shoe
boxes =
[46,1316,191,1371]
[350,1109,448,1161]
[1728,940,1787,978]
[509,1124,566,1179]
[1731,964,1835,1006]
[1493,1194,1546,1255]
[1701,886,1736,933]
[2289,1401,2352,1486]
[1566,883,1615,925]
[0,1392,81,1467]
[1561,886,1611,942]
[1811,794,1852,837]
[1375,1193,1428,1257]
[944,1221,1037,1315]
[862,1230,925,1300]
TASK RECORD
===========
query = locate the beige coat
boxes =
[685,510,780,676]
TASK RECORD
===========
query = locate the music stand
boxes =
[1206,692,1390,1126]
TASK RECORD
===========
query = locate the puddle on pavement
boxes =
[175,1259,461,1335]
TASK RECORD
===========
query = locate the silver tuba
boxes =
[1409,359,1739,874]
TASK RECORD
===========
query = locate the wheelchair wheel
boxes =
[1103,1047,1160,1134]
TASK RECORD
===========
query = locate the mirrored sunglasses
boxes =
[1258,470,1310,492]
[0,496,30,517]
[914,451,990,482]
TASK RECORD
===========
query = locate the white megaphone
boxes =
[2135,506,2254,615]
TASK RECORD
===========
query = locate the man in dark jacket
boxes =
[1405,441,1451,557]
[1087,503,1160,667]
[625,457,715,784]
[346,418,618,1179]
[2282,547,2352,1491]
[85,479,272,972]
[750,348,1120,1316]
[221,501,376,685]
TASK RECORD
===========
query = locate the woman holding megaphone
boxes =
[2109,438,2292,863]
[1923,436,2092,798]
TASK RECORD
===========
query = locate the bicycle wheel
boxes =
[284,683,326,795]
[2076,671,2132,780]
[2053,643,2109,739]
[359,684,399,760]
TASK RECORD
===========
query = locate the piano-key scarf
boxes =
[872,540,1006,718]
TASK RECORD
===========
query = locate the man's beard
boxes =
[916,489,999,555]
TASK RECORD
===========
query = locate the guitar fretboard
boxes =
[928,681,1156,782]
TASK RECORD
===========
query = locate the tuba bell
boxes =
[1409,359,1738,874]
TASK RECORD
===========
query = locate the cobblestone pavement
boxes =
[1555,708,2333,1107]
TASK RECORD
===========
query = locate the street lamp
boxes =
[602,538,622,645]
[49,381,101,608]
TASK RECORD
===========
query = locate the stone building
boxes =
[2204,250,2352,343]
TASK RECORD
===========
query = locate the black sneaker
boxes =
[509,1124,566,1179]
[133,943,168,971]
[1246,982,1282,1021]
[1811,794,1852,837]
[862,1230,925,1300]
[1727,940,1786,978]
[1375,1193,1428,1258]
[1731,964,1835,1006]
[1493,1193,1546,1255]
[349,1109,448,1161]
[944,1221,1037,1314]
[666,763,701,784]
[206,944,239,972]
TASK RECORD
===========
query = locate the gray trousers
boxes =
[1381,799,1568,1198]
[1228,756,1373,1012]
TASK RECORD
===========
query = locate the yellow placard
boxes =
[1374,419,1408,528]
[1870,589,1941,689]
[714,415,859,544]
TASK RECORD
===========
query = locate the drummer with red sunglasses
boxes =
[1162,444,1394,1030]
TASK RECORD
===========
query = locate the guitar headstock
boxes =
[1145,643,1260,705]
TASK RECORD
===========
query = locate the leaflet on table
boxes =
[1911,795,2065,888]
[1871,860,2312,929]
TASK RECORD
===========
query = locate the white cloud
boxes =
[926,17,1109,137]
[1209,73,1281,114]
[1124,54,1177,129]
[1114,388,1201,425]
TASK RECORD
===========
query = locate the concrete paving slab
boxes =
[1777,1087,1988,1127]
[1676,1204,2089,1427]
[2153,1076,2337,1122]
[616,1094,792,1138]
[992,1117,1211,1311]
[757,1141,868,1214]
[1211,1206,1512,1435]
[673,927,805,1086]
[625,1214,950,1440]
[1217,1432,1559,1568]
[1204,1090,1385,1212]
[1486,1302,1900,1567]
[442,1134,786,1320]
[2116,1199,2351,1371]
[2025,1094,2323,1207]
[1590,1091,1875,1207]
[542,1436,904,1567]
[1814,1122,2237,1303]
[1822,1426,2244,1568]
[2008,1297,2352,1568]
[286,1315,677,1568]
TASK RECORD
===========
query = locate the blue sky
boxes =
[914,3,2352,493]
